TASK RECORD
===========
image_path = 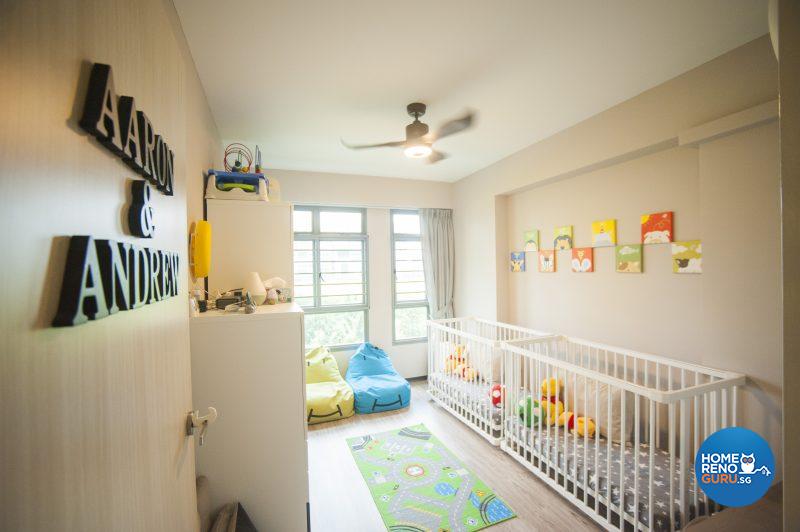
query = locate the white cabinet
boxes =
[206,199,293,295]
[190,303,308,531]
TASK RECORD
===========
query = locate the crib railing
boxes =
[427,317,549,444]
[501,335,745,531]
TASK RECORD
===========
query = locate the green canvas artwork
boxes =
[523,229,539,252]
[615,244,642,273]
[347,423,516,531]
[672,240,702,273]
[553,225,573,250]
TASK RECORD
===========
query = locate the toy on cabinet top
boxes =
[205,170,269,201]
[224,143,254,173]
[212,143,281,201]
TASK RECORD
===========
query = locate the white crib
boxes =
[500,335,746,531]
[427,317,550,445]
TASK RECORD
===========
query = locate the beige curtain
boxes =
[419,208,455,319]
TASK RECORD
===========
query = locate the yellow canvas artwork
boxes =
[591,219,616,247]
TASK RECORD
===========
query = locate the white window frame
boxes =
[293,205,369,350]
[390,209,428,344]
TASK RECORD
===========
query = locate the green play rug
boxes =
[347,423,516,531]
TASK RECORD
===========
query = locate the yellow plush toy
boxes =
[456,364,478,381]
[540,395,564,425]
[541,377,563,398]
[445,344,467,373]
[445,357,459,373]
[558,411,596,438]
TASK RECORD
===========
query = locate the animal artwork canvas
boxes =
[672,240,702,273]
[523,230,539,252]
[571,248,593,272]
[510,252,526,272]
[591,219,616,247]
[553,226,573,250]
[641,211,674,244]
[615,244,642,273]
[538,250,556,273]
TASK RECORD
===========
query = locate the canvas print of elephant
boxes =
[571,248,593,272]
[510,252,526,272]
[553,226,573,250]
[538,250,556,273]
[671,240,702,273]
[591,219,616,247]
[523,230,539,252]
[615,244,642,273]
[641,211,673,244]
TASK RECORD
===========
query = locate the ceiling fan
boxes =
[341,102,475,164]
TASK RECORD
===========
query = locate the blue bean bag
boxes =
[345,343,411,414]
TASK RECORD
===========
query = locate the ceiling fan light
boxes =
[404,144,432,158]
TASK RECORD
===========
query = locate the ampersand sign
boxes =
[128,180,155,238]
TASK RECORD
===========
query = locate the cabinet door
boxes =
[207,200,293,294]
[191,312,308,531]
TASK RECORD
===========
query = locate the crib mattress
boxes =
[504,420,702,531]
[428,372,502,427]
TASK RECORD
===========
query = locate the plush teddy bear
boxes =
[445,345,468,373]
[557,411,596,438]
[455,363,478,381]
[541,377,562,398]
[539,394,564,425]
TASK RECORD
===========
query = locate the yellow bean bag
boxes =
[306,347,354,424]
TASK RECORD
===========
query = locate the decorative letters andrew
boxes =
[53,236,180,327]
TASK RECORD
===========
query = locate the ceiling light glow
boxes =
[404,144,432,158]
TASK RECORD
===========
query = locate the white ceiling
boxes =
[174,0,768,182]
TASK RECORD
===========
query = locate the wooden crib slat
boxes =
[669,402,676,532]
[619,390,626,532]
[634,392,640,530]
[680,398,688,530]
[649,399,655,531]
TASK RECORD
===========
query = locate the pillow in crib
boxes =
[563,374,634,444]
[490,351,502,384]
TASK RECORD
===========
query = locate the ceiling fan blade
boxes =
[427,149,448,164]
[431,110,475,141]
[341,139,406,150]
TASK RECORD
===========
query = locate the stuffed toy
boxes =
[541,377,562,398]
[517,396,540,427]
[557,411,596,438]
[445,345,467,373]
[490,384,504,407]
[517,396,563,427]
[455,363,478,381]
[539,395,564,425]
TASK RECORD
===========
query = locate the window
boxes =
[391,210,428,342]
[293,206,368,349]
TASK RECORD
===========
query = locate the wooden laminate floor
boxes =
[307,380,599,531]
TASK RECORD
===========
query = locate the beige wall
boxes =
[780,0,800,527]
[505,125,782,469]
[0,0,220,530]
[452,34,782,472]
[264,168,453,209]
[453,36,777,320]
